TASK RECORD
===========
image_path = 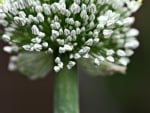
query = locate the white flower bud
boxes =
[3,46,13,53]
[118,57,130,66]
[83,53,90,58]
[37,13,44,22]
[126,28,139,37]
[70,3,80,14]
[125,38,139,49]
[125,49,134,56]
[98,15,108,24]
[55,57,61,63]
[126,1,141,13]
[47,48,53,53]
[106,56,115,62]
[64,10,71,17]
[74,21,81,27]
[31,37,42,43]
[59,47,66,53]
[71,30,76,37]
[85,39,94,46]
[123,17,135,26]
[58,29,63,36]
[35,5,43,13]
[56,39,65,45]
[64,44,73,51]
[54,66,60,72]
[58,62,64,69]
[117,49,126,57]
[79,46,90,55]
[94,58,101,66]
[31,25,40,35]
[76,28,81,35]
[22,45,31,51]
[42,42,49,48]
[103,29,113,38]
[88,4,96,13]
[2,34,11,42]
[106,49,115,56]
[64,29,70,36]
[33,43,42,51]
[93,38,100,43]
[38,32,45,38]
[89,21,95,28]
[89,14,95,21]
[80,10,87,19]
[43,4,51,15]
[52,30,59,39]
[14,17,26,26]
[51,22,61,29]
[18,11,26,18]
[67,61,76,69]
[81,4,87,10]
[74,53,81,59]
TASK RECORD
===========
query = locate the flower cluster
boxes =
[0,0,142,76]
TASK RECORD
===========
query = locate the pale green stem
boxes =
[54,66,79,113]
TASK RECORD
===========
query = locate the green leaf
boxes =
[16,52,53,80]
[78,58,126,76]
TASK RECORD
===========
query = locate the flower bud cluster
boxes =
[0,0,142,72]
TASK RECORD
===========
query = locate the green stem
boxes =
[54,66,79,113]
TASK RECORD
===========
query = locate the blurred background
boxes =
[0,1,150,113]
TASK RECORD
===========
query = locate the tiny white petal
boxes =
[2,34,11,42]
[118,57,130,66]
[94,58,101,66]
[22,45,31,51]
[54,66,60,72]
[70,3,80,14]
[67,61,76,70]
[3,46,12,53]
[42,42,49,48]
[37,13,44,22]
[117,50,126,57]
[55,57,61,63]
[126,29,139,37]
[125,49,134,56]
[103,29,113,38]
[106,49,115,56]
[106,56,115,62]
[31,25,40,35]
[33,44,42,51]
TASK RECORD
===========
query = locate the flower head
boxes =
[0,0,142,78]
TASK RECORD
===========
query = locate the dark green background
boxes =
[0,1,150,113]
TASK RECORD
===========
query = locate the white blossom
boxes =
[0,0,142,72]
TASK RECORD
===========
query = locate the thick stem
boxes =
[54,66,79,113]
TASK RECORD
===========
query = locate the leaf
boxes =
[16,52,53,80]
[78,58,126,76]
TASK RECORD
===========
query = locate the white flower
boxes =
[0,0,142,73]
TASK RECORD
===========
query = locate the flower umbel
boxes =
[0,0,142,78]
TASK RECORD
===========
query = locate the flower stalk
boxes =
[54,66,79,113]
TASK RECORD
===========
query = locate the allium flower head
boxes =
[0,0,142,79]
